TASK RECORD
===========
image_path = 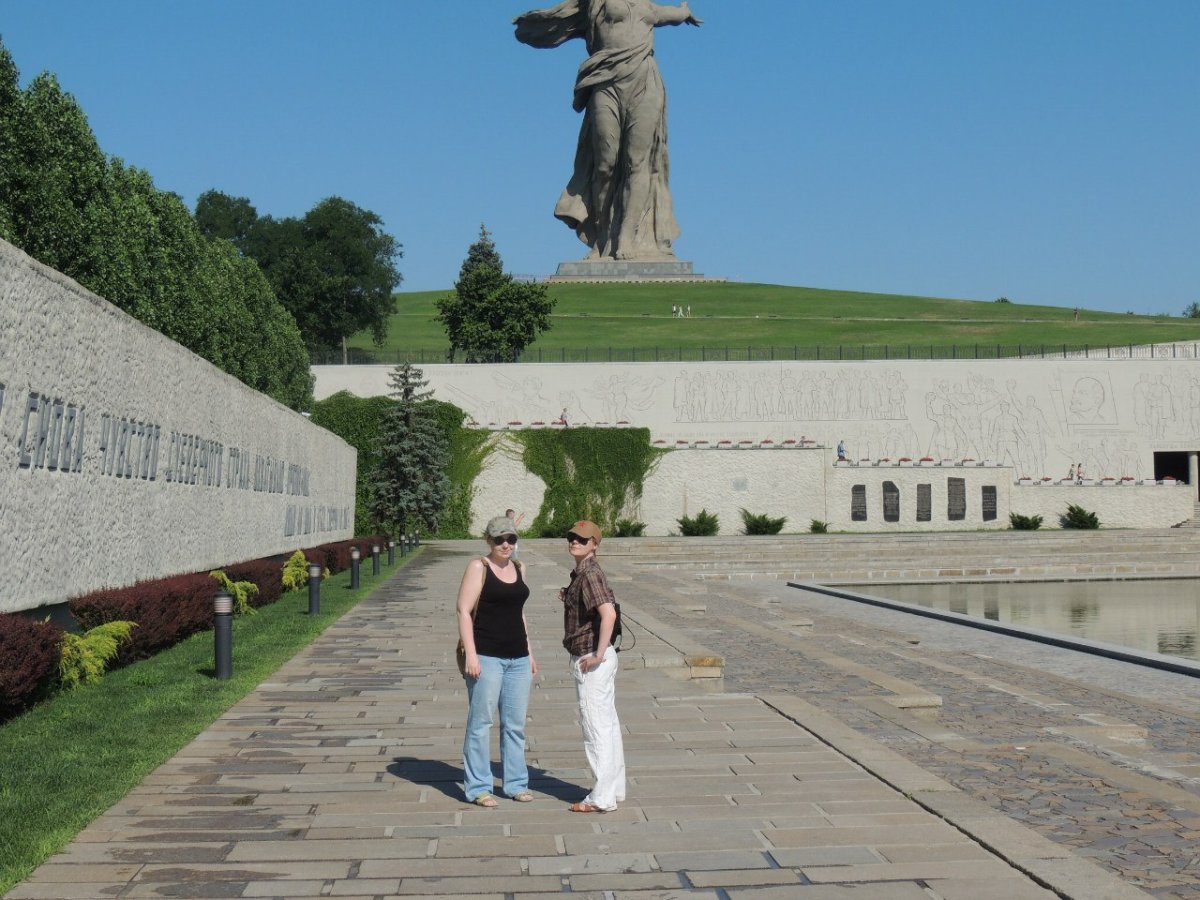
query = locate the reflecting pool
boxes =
[852,579,1200,662]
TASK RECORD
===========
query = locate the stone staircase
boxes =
[527,529,1200,583]
[1179,500,1200,529]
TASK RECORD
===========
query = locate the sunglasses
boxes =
[566,533,592,545]
[492,534,518,545]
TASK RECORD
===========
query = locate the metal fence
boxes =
[312,342,1200,366]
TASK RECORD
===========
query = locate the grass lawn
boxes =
[338,282,1200,362]
[0,549,422,896]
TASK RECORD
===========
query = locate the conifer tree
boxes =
[369,363,450,537]
[458,223,503,282]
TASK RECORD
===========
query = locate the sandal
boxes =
[511,791,535,803]
[470,793,498,808]
[568,801,606,813]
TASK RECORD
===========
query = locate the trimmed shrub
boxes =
[678,509,719,536]
[1009,512,1043,530]
[740,508,787,535]
[281,550,311,592]
[810,519,829,533]
[209,570,260,616]
[614,519,647,537]
[0,615,64,721]
[58,621,136,690]
[1062,504,1100,529]
[226,558,286,606]
[71,572,216,663]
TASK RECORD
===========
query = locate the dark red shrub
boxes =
[0,615,64,722]
[227,558,285,606]
[71,573,214,662]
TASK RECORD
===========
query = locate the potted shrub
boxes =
[694,439,709,447]
[918,456,935,465]
[898,457,913,466]
[738,439,755,448]
[782,438,798,448]
[717,439,733,448]
[761,439,776,448]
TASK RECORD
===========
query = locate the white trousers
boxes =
[571,646,626,810]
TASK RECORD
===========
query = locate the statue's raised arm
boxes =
[514,1,701,262]
[651,1,702,27]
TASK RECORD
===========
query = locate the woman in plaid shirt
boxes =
[560,519,626,812]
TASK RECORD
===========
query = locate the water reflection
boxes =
[855,579,1200,662]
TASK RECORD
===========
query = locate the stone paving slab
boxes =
[5,542,1150,899]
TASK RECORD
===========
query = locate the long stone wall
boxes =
[316,354,1200,485]
[0,240,356,614]
[466,441,1192,536]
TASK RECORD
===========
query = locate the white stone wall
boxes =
[639,447,826,535]
[1009,483,1194,530]
[467,444,1192,535]
[0,240,356,614]
[468,436,547,537]
[315,354,1200,490]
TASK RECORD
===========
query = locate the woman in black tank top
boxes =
[455,516,538,807]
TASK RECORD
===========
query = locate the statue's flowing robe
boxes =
[515,0,680,259]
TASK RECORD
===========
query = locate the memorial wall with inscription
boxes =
[0,239,356,615]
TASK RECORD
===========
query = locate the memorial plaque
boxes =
[916,483,932,522]
[883,481,900,522]
[947,477,966,521]
[982,485,998,521]
[851,484,867,521]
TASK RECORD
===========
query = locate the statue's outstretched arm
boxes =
[651,1,702,27]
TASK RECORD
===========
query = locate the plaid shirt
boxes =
[561,554,615,656]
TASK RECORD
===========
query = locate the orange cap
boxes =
[567,520,602,545]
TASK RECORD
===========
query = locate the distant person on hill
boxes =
[685,304,691,317]
[1067,464,1076,481]
[836,440,847,461]
[557,407,569,426]
[1076,462,1085,483]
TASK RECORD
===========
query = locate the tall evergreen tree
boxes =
[369,363,450,537]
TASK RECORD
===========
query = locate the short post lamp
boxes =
[387,539,395,566]
[350,546,361,589]
[372,544,381,576]
[308,563,322,615]
[413,529,421,547]
[400,532,408,557]
[214,590,233,680]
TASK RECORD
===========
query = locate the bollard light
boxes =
[413,529,421,547]
[350,546,361,589]
[387,539,395,566]
[308,563,322,615]
[214,590,233,680]
[372,544,381,576]
[400,533,408,556]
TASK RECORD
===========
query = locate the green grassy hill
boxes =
[338,282,1200,363]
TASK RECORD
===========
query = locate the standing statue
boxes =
[514,1,702,262]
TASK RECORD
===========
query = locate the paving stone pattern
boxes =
[596,541,1200,900]
[6,543,1092,900]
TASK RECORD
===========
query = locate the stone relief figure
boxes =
[514,0,702,260]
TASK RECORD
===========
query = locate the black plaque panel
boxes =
[851,484,867,521]
[948,477,966,521]
[916,483,932,522]
[982,485,997,521]
[882,481,900,522]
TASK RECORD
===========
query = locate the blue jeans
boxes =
[463,655,532,800]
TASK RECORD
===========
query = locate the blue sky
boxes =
[3,1,1198,314]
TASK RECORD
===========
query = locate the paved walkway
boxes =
[8,541,1174,899]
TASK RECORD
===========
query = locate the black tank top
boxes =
[472,560,531,659]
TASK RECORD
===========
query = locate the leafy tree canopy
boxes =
[436,227,556,362]
[1184,302,1200,319]
[0,38,312,409]
[195,191,402,355]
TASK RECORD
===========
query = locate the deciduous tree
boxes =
[436,228,555,362]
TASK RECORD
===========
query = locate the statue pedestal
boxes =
[547,259,715,283]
